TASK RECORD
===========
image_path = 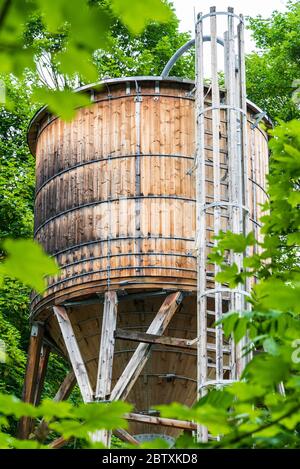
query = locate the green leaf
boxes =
[110,0,172,34]
[226,382,265,401]
[263,337,280,356]
[216,263,240,288]
[221,312,239,338]
[32,88,91,121]
[234,317,248,343]
[0,239,59,293]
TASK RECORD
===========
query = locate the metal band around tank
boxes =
[34,195,196,236]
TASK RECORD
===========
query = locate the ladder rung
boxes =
[207,327,224,334]
[207,363,231,370]
[207,342,230,353]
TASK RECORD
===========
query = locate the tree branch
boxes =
[215,404,300,448]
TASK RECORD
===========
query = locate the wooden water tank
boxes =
[28,77,269,437]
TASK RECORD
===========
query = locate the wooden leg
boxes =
[18,322,44,439]
[94,291,118,447]
[53,306,93,402]
[110,291,183,401]
[34,344,51,406]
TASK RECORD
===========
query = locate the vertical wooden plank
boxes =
[18,322,44,439]
[95,291,118,399]
[95,291,118,447]
[53,306,93,402]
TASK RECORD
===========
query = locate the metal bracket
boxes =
[251,112,267,130]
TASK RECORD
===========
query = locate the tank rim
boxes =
[27,75,272,156]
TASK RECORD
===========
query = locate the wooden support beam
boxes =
[54,370,76,402]
[94,291,118,446]
[49,436,69,449]
[53,306,93,402]
[125,413,197,431]
[110,291,183,402]
[115,329,230,353]
[113,428,139,446]
[34,344,51,406]
[96,291,118,399]
[115,328,196,349]
[18,322,44,439]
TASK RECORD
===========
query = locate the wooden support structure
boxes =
[53,306,94,402]
[96,291,118,399]
[18,322,44,439]
[34,344,51,406]
[110,291,183,402]
[53,370,76,401]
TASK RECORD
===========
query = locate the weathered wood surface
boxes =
[53,306,93,402]
[96,291,118,400]
[95,291,118,446]
[30,79,269,318]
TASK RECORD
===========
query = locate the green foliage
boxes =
[32,87,91,121]
[247,1,300,121]
[0,0,174,117]
[160,119,300,449]
[0,239,59,293]
[0,394,132,448]
[110,0,171,34]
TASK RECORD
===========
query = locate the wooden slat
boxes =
[53,306,93,402]
[110,291,183,401]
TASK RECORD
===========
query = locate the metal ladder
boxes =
[195,6,251,442]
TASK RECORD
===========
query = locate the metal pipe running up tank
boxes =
[161,36,224,78]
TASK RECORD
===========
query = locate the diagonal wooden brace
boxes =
[53,306,93,403]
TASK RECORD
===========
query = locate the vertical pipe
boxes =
[210,6,223,385]
[195,12,208,443]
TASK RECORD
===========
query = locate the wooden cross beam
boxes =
[110,291,183,402]
[53,306,93,402]
[125,412,197,431]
